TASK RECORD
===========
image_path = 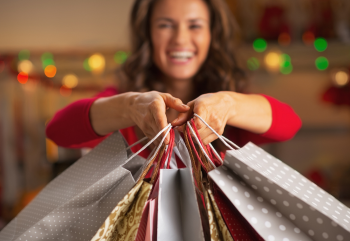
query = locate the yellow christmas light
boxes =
[334,71,349,86]
[18,60,34,73]
[88,53,105,74]
[264,52,281,71]
[62,74,78,88]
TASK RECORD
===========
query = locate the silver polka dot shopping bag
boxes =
[186,114,350,241]
[0,131,148,241]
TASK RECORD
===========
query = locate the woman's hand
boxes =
[90,91,189,145]
[173,92,272,145]
[128,91,189,145]
[173,92,233,145]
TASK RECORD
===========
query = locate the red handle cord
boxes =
[186,124,208,173]
[190,119,222,167]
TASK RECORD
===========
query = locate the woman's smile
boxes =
[167,49,196,64]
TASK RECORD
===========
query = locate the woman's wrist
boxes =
[221,91,272,134]
[90,92,137,135]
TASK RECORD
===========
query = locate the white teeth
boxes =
[170,51,194,58]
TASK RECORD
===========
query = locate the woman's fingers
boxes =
[172,100,194,126]
[160,93,190,112]
[149,100,170,145]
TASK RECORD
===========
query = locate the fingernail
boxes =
[182,104,190,108]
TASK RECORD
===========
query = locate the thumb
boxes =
[160,93,190,112]
[171,101,194,126]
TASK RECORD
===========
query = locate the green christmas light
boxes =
[18,50,30,61]
[247,57,259,71]
[114,51,128,64]
[83,58,92,71]
[42,59,55,69]
[314,38,327,52]
[253,38,267,52]
[315,57,329,71]
[280,54,291,65]
[279,54,293,74]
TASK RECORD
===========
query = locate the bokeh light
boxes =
[44,65,57,78]
[62,74,78,88]
[302,31,315,45]
[334,71,349,86]
[278,33,291,46]
[88,53,105,74]
[18,50,30,61]
[42,59,55,69]
[280,54,291,66]
[264,52,281,71]
[253,38,267,52]
[247,57,260,71]
[315,57,329,71]
[114,51,128,64]
[83,58,92,71]
[18,60,34,73]
[60,86,72,97]
[17,72,28,84]
[314,38,328,52]
[280,54,293,74]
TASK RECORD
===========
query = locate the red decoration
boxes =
[322,84,350,106]
[259,6,290,40]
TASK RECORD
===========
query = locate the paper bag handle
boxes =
[123,124,172,165]
[193,113,240,150]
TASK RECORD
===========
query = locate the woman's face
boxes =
[151,0,211,81]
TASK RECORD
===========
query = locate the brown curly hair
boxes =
[117,0,246,97]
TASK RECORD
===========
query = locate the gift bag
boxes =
[92,125,177,241]
[157,130,207,241]
[190,114,350,241]
[0,126,167,241]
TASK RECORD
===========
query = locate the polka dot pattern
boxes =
[209,142,350,241]
[0,132,145,241]
[209,166,312,241]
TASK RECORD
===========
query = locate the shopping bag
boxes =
[135,186,158,241]
[91,181,153,241]
[91,125,173,241]
[0,131,151,241]
[202,186,222,241]
[207,189,234,241]
[157,130,207,241]
[189,114,350,241]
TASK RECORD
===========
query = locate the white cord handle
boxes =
[126,136,148,150]
[193,113,240,150]
[209,143,223,164]
[123,124,172,165]
[187,121,216,168]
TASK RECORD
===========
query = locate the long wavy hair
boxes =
[117,0,246,97]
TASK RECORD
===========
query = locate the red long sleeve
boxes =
[46,87,118,149]
[46,88,301,150]
[226,95,302,146]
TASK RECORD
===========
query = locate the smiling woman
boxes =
[121,0,244,96]
[46,0,302,156]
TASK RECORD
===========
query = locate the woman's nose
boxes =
[172,24,191,45]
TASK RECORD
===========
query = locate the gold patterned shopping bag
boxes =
[203,188,222,241]
[91,144,166,241]
[207,188,234,241]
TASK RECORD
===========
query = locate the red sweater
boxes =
[46,87,301,158]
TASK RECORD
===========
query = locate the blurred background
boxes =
[1,0,350,229]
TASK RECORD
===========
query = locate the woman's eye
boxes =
[190,24,202,29]
[158,24,173,29]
